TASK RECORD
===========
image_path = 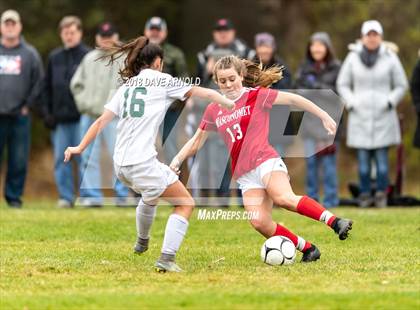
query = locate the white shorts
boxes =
[114,157,178,203]
[237,157,288,194]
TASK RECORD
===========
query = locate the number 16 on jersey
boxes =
[123,87,146,118]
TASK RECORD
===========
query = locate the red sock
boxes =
[273,224,311,252]
[297,196,336,227]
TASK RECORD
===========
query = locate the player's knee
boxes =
[273,192,298,209]
[180,206,194,219]
[186,196,195,209]
[174,198,195,219]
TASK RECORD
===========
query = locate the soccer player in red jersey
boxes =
[171,55,352,262]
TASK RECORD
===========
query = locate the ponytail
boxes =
[100,36,163,81]
[242,59,283,88]
[213,55,283,88]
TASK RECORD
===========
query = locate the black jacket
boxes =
[295,36,342,141]
[411,59,420,113]
[42,43,90,124]
[411,59,420,148]
[295,59,341,93]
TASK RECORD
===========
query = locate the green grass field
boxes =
[0,202,419,309]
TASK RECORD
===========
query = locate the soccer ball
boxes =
[261,236,296,266]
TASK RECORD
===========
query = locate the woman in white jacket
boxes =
[337,20,408,208]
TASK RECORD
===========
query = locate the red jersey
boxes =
[199,87,279,179]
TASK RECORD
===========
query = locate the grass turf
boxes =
[0,201,419,309]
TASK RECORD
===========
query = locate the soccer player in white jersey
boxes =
[63,36,235,272]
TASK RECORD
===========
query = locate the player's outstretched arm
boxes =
[274,91,337,136]
[170,129,209,174]
[64,109,116,162]
[187,86,235,110]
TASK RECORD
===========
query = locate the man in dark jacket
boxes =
[411,55,420,148]
[43,16,90,208]
[0,10,43,208]
[197,18,255,85]
[295,32,342,208]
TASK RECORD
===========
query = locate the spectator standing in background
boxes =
[295,32,341,208]
[410,51,420,149]
[189,18,255,203]
[253,32,294,157]
[70,22,128,208]
[253,32,292,90]
[42,16,90,208]
[144,16,188,163]
[337,20,408,208]
[0,9,43,208]
[197,18,255,85]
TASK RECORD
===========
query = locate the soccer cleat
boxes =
[332,218,353,240]
[154,260,183,273]
[301,244,321,263]
[133,237,149,254]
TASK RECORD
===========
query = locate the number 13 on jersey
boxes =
[123,87,146,118]
[226,123,243,142]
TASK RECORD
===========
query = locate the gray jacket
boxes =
[337,42,408,149]
[0,38,43,115]
[70,49,123,117]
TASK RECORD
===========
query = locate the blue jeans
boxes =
[79,115,128,203]
[0,115,30,204]
[51,121,81,203]
[357,148,389,195]
[304,139,339,208]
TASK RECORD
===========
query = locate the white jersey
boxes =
[105,69,192,166]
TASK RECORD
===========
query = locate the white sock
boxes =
[136,199,157,239]
[320,210,335,225]
[161,213,189,256]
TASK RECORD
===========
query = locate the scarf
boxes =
[360,45,380,68]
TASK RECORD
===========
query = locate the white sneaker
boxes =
[57,199,73,208]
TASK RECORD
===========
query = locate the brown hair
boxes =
[101,36,164,81]
[59,16,82,32]
[213,55,283,88]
